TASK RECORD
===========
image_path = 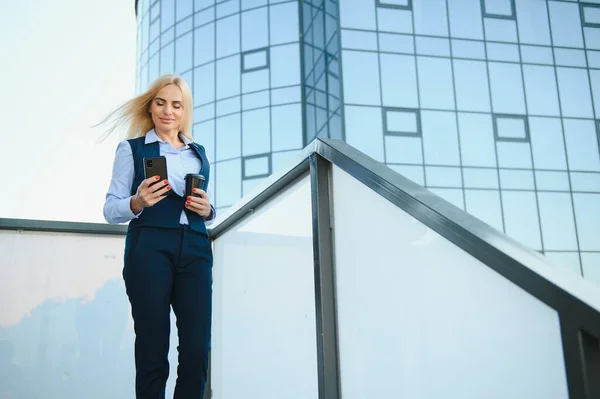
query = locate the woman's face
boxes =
[149,84,184,133]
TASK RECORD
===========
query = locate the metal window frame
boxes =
[581,3,600,29]
[493,113,530,143]
[383,107,422,137]
[376,0,412,11]
[241,47,270,73]
[481,0,516,21]
[242,153,273,179]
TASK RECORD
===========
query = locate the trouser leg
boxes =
[172,230,213,399]
[124,227,175,399]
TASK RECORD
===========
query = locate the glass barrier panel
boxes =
[331,166,569,399]
[0,230,162,398]
[211,174,318,399]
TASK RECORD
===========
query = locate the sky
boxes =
[0,0,137,223]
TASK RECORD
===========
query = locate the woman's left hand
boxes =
[185,189,212,218]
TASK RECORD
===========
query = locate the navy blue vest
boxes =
[126,136,210,235]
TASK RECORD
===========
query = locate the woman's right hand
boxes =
[130,176,171,213]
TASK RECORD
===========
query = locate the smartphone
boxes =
[143,156,168,190]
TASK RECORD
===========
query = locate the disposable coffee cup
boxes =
[185,173,206,198]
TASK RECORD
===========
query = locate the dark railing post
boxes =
[309,153,341,399]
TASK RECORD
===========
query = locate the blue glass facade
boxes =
[136,0,600,281]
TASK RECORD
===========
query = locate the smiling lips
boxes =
[159,117,175,123]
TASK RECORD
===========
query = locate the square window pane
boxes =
[486,43,520,62]
[483,0,513,16]
[458,113,497,167]
[216,97,240,117]
[272,104,303,151]
[388,165,424,185]
[242,109,271,156]
[377,8,413,34]
[417,57,455,110]
[271,86,301,105]
[535,171,570,191]
[216,0,239,18]
[195,6,214,27]
[216,114,241,160]
[379,33,414,53]
[548,1,584,48]
[421,111,460,165]
[556,67,594,118]
[216,158,242,207]
[495,115,528,141]
[522,65,560,116]
[385,136,423,164]
[584,27,600,51]
[453,60,491,112]
[342,50,381,106]
[529,117,567,170]
[452,39,485,60]
[413,0,449,36]
[342,29,378,51]
[216,56,241,99]
[554,48,587,68]
[499,169,535,190]
[515,0,551,45]
[340,0,376,30]
[416,37,450,57]
[570,172,600,192]
[161,0,175,30]
[488,62,526,114]
[271,44,301,87]
[538,192,579,251]
[216,15,240,58]
[242,90,269,111]
[447,0,484,40]
[194,102,215,123]
[161,43,175,74]
[563,119,600,172]
[242,8,269,51]
[270,2,300,45]
[243,155,270,178]
[520,45,553,65]
[194,23,215,67]
[385,108,419,135]
[497,142,533,168]
[425,166,462,187]
[242,69,269,93]
[583,5,600,25]
[194,119,215,158]
[243,49,268,71]
[175,32,193,73]
[176,16,194,36]
[484,18,517,42]
[176,0,194,20]
[194,62,216,105]
[573,193,600,250]
[463,168,499,189]
[345,105,384,162]
[502,191,542,251]
[465,189,504,232]
[380,54,418,108]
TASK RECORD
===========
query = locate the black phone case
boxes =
[143,156,168,188]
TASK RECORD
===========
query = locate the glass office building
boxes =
[135,0,600,281]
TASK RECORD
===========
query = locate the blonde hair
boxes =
[97,74,194,141]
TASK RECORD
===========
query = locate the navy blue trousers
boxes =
[123,225,213,399]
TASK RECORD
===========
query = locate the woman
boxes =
[102,75,215,398]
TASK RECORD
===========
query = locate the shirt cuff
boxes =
[118,196,143,220]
